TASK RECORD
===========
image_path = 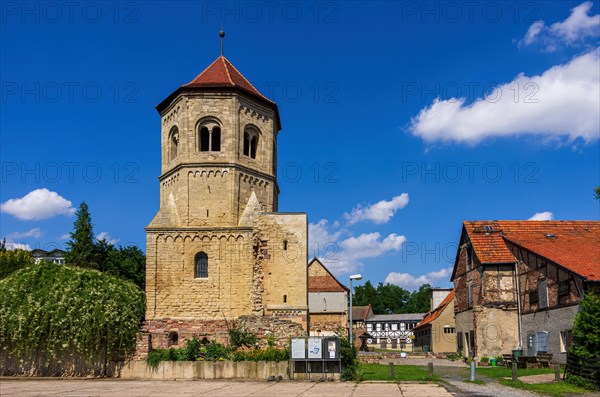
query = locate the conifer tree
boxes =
[65,202,99,269]
[570,292,600,359]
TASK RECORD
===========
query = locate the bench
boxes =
[536,352,553,368]
[502,354,514,368]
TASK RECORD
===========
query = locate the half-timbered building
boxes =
[451,220,599,363]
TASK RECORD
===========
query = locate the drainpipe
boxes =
[514,261,523,349]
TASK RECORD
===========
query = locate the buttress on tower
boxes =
[143,55,308,347]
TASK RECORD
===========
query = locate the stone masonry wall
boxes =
[145,230,255,321]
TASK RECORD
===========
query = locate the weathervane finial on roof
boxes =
[219,29,225,56]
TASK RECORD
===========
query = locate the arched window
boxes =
[200,127,210,152]
[250,136,258,159]
[169,127,179,162]
[211,126,221,151]
[168,331,179,346]
[243,131,250,156]
[198,119,222,153]
[283,240,288,251]
[243,127,260,159]
[195,252,208,278]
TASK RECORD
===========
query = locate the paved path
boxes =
[0,379,453,397]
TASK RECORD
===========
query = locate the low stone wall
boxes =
[120,360,289,380]
[0,349,123,377]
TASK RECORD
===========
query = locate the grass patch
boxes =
[464,379,486,385]
[499,379,591,397]
[359,364,439,382]
[475,366,554,379]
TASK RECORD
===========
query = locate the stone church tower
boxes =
[143,55,308,347]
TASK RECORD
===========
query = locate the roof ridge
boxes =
[221,56,234,85]
[188,57,222,84]
[222,56,271,102]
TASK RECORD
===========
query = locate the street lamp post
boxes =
[348,274,363,343]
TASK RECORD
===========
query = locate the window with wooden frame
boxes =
[558,280,570,305]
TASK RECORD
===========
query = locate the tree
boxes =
[595,186,600,200]
[353,281,429,314]
[104,245,146,289]
[95,238,116,272]
[0,238,6,253]
[353,280,378,309]
[65,202,99,269]
[405,284,432,313]
[570,292,600,359]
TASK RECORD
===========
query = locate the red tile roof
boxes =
[414,290,454,330]
[352,305,373,322]
[183,56,273,104]
[308,258,350,293]
[464,220,600,281]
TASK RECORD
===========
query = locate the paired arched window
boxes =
[243,127,259,159]
[198,121,221,152]
[169,127,179,162]
[195,252,208,278]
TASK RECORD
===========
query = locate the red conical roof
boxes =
[183,56,272,103]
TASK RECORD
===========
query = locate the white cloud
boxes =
[7,228,42,239]
[97,231,118,245]
[384,266,453,289]
[1,188,76,220]
[408,49,600,145]
[4,241,32,251]
[309,219,407,275]
[340,233,406,259]
[519,2,600,51]
[344,194,409,225]
[309,219,342,248]
[59,234,70,240]
[529,211,554,221]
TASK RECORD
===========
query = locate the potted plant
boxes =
[479,355,490,366]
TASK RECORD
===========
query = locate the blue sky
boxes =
[1,1,599,290]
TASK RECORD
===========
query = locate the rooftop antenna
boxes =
[219,25,225,56]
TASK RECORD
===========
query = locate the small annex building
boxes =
[308,258,349,336]
[413,289,456,353]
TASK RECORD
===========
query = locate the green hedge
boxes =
[0,262,145,362]
[147,337,290,368]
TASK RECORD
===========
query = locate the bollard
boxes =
[470,361,476,381]
[512,361,518,381]
[428,362,434,376]
[554,363,560,381]
[389,362,395,379]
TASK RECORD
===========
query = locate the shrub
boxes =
[0,249,33,279]
[227,321,257,349]
[339,335,358,381]
[204,341,231,361]
[480,356,489,363]
[446,351,462,361]
[0,262,145,363]
[183,337,201,361]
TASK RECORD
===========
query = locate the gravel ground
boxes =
[444,379,538,397]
